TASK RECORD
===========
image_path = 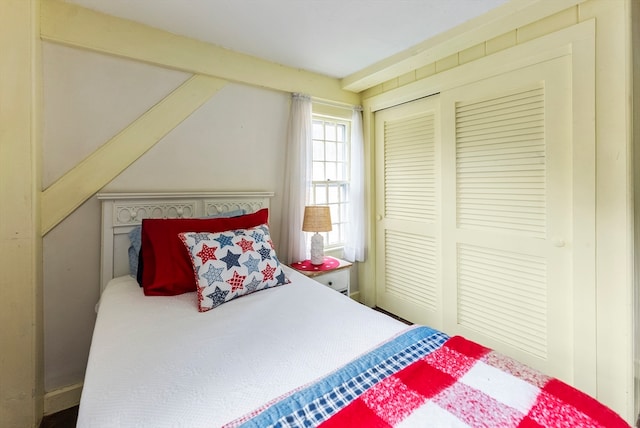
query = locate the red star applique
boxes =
[237,238,255,253]
[226,271,246,292]
[261,264,276,281]
[267,239,275,249]
[196,244,218,264]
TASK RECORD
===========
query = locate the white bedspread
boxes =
[77,267,407,427]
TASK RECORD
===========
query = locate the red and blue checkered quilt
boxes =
[225,326,629,427]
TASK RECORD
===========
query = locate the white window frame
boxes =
[310,114,351,250]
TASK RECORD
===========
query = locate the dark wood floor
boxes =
[40,406,78,428]
[373,306,413,325]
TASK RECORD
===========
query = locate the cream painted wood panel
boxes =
[440,55,579,384]
[375,53,595,389]
[375,96,442,327]
[0,1,43,426]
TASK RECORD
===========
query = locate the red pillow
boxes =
[139,208,269,296]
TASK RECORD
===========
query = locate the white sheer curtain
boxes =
[278,93,312,264]
[344,107,365,262]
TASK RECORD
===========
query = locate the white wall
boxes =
[42,42,289,392]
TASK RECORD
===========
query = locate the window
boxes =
[310,116,350,249]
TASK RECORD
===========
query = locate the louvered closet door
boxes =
[374,96,441,327]
[440,55,576,382]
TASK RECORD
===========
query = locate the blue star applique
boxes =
[201,265,224,286]
[250,230,265,243]
[214,233,235,248]
[245,276,262,292]
[189,232,212,246]
[220,250,241,269]
[258,225,270,235]
[276,270,287,285]
[257,245,272,261]
[206,286,229,308]
[233,229,247,236]
[242,254,261,274]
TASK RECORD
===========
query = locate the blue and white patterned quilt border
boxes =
[229,326,449,428]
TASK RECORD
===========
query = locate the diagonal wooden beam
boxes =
[41,74,226,235]
[40,0,360,105]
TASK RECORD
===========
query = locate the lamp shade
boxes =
[302,206,332,232]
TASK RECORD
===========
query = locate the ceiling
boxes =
[65,0,510,79]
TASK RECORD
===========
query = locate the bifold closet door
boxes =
[440,54,577,382]
[374,52,593,385]
[374,96,442,328]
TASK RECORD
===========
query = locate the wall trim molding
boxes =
[43,383,83,416]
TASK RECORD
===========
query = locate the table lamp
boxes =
[302,205,332,265]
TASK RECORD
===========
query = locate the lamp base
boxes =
[309,232,325,265]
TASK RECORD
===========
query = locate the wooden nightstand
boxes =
[289,257,352,296]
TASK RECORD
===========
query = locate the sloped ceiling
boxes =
[64,0,510,79]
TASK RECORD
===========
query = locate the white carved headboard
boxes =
[97,191,274,293]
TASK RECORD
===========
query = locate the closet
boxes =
[374,53,595,387]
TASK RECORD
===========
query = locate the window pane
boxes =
[328,229,339,246]
[313,140,325,161]
[311,116,351,248]
[337,161,347,181]
[341,202,348,221]
[314,185,327,204]
[313,121,324,140]
[341,183,349,202]
[326,141,337,162]
[337,124,346,142]
[337,142,346,162]
[328,186,339,203]
[312,162,325,181]
[325,162,337,180]
[330,205,339,223]
[336,224,344,242]
[325,123,336,141]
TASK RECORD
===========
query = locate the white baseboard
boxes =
[44,382,83,415]
[349,291,360,302]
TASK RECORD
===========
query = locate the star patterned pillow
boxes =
[179,224,290,312]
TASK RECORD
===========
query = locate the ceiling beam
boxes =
[40,0,359,105]
[41,74,226,236]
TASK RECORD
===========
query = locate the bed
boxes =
[77,192,629,427]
